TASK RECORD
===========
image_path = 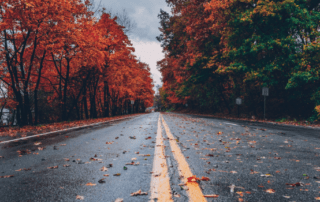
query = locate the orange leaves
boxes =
[85,182,96,186]
[130,189,148,196]
[265,189,275,194]
[201,176,210,181]
[0,175,14,178]
[187,175,200,182]
[204,194,219,198]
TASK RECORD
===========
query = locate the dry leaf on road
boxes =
[100,166,108,171]
[201,176,210,181]
[0,175,14,178]
[86,182,96,186]
[204,194,219,198]
[265,189,275,193]
[47,166,58,169]
[130,189,148,196]
[76,195,84,200]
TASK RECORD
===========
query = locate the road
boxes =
[1,112,320,202]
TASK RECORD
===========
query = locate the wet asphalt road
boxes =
[1,112,320,202]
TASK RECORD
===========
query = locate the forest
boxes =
[0,0,154,126]
[157,0,320,121]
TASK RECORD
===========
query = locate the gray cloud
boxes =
[100,0,171,42]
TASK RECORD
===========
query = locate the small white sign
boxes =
[131,100,134,105]
[262,87,269,96]
[236,98,242,105]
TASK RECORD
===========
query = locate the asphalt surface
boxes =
[1,112,320,202]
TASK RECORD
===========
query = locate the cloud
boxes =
[130,39,164,87]
[99,0,170,92]
[100,0,170,42]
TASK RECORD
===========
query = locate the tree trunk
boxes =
[34,50,46,125]
[62,58,70,121]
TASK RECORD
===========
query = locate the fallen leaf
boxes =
[113,173,121,176]
[76,195,84,200]
[204,194,219,198]
[265,189,275,193]
[315,197,320,200]
[47,166,58,169]
[98,178,106,183]
[100,166,108,171]
[0,175,14,178]
[283,195,290,199]
[86,182,96,186]
[63,164,70,167]
[187,175,200,182]
[103,174,109,177]
[286,182,303,187]
[238,198,244,202]
[230,171,238,174]
[106,142,114,144]
[174,194,180,198]
[261,174,273,177]
[60,144,66,146]
[34,142,42,145]
[130,189,148,196]
[114,198,123,202]
[201,176,210,181]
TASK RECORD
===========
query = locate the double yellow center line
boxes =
[150,114,207,202]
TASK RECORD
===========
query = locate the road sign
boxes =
[185,104,188,107]
[236,98,242,105]
[131,100,134,105]
[262,87,269,96]
[262,87,269,120]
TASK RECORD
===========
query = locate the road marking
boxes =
[224,122,238,126]
[149,115,173,202]
[0,115,142,145]
[161,115,207,202]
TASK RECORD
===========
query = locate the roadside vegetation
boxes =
[0,0,154,127]
[157,0,320,123]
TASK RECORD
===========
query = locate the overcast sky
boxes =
[99,0,171,90]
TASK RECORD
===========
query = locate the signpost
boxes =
[262,87,269,120]
[236,97,242,118]
[131,100,134,114]
[185,104,188,107]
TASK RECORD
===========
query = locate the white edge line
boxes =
[0,115,142,144]
[224,122,238,126]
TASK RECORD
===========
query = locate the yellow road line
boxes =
[161,114,207,202]
[150,115,173,202]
